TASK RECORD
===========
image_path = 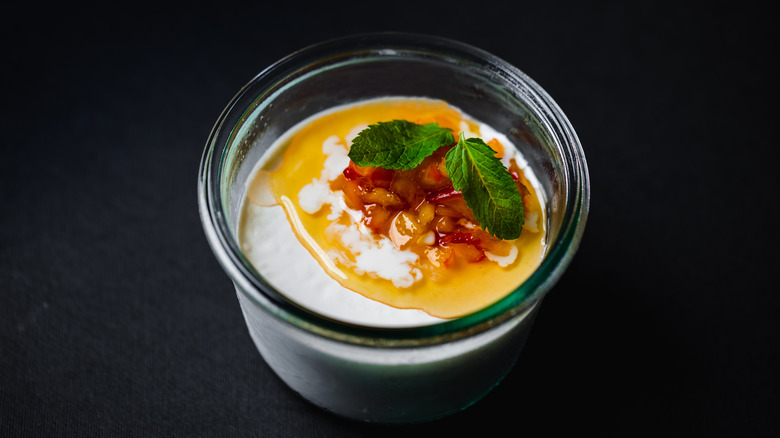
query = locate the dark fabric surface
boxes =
[2,1,777,436]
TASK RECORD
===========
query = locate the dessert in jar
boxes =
[238,97,547,327]
[198,34,588,424]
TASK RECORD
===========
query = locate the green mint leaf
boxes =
[348,120,454,170]
[445,133,524,240]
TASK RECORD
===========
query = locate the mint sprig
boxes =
[445,133,524,240]
[347,120,524,240]
[348,120,454,170]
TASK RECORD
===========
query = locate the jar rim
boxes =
[198,32,590,347]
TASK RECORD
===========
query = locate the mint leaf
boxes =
[348,120,454,170]
[445,133,524,240]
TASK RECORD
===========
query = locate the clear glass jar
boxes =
[198,33,589,424]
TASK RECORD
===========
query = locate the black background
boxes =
[2,1,777,436]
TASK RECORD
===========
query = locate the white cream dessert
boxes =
[238,98,546,327]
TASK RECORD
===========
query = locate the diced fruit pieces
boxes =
[416,201,435,228]
[338,145,527,269]
[361,188,405,209]
[341,179,365,210]
[389,211,421,249]
[364,205,395,234]
[426,246,455,268]
[449,243,485,263]
[426,186,461,203]
[433,216,457,234]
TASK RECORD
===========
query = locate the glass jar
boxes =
[198,33,589,424]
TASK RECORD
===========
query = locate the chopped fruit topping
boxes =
[339,144,531,268]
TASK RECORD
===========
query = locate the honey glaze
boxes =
[244,98,546,320]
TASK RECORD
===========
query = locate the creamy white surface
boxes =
[238,99,545,328]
